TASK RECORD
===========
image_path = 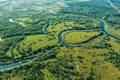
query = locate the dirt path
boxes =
[9,19,26,27]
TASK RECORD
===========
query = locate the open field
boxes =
[6,34,57,59]
[64,31,100,44]
[56,46,120,80]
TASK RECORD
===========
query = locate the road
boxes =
[106,0,120,13]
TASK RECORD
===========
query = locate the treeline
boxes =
[0,36,25,65]
[60,0,115,19]
[104,51,120,70]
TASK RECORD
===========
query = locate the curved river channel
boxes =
[0,20,119,71]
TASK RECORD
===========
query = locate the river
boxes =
[58,20,120,48]
[0,58,33,71]
[100,20,120,40]
[0,20,119,71]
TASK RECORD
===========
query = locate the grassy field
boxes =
[107,38,120,55]
[107,28,120,37]
[47,22,74,35]
[16,18,37,23]
[6,34,57,58]
[56,46,120,80]
[64,31,100,44]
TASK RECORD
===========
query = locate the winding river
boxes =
[0,20,119,71]
[58,20,120,47]
[100,20,120,40]
[58,30,84,47]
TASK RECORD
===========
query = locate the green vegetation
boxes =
[0,0,120,80]
[64,31,100,44]
[6,34,57,59]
